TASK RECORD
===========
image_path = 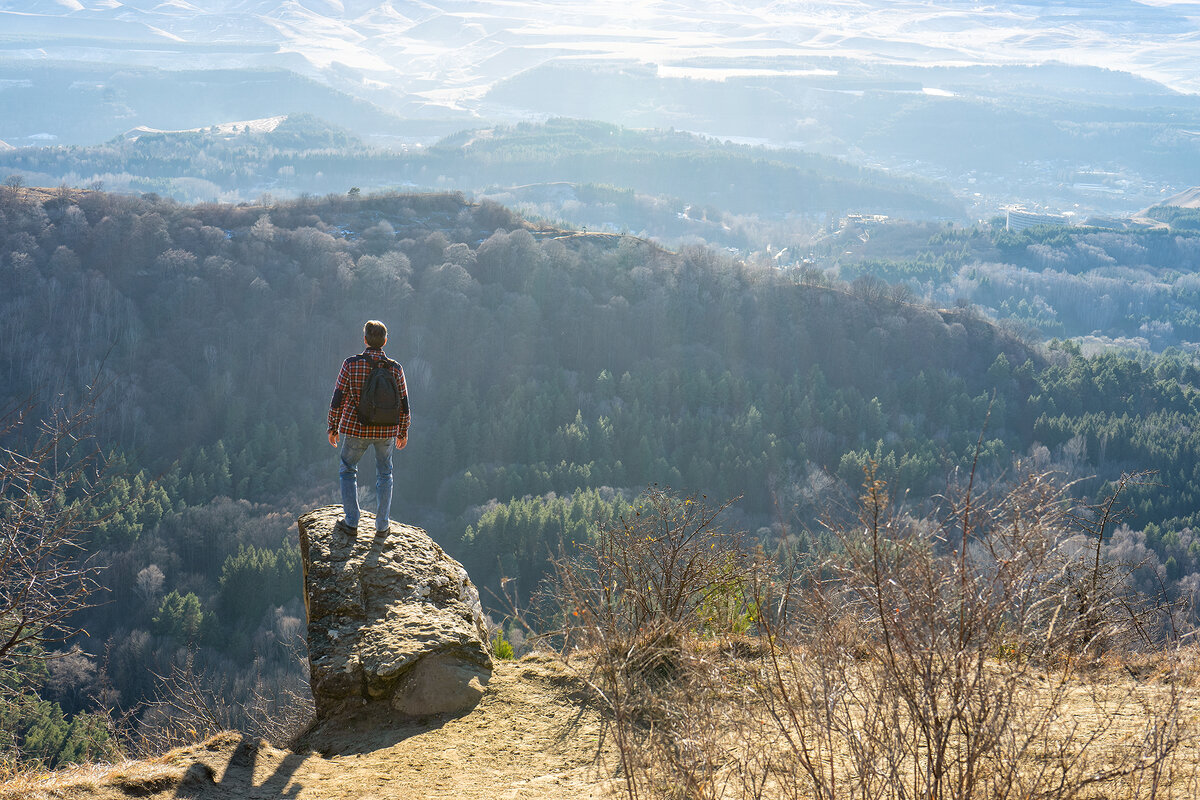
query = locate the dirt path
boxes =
[6,654,617,800]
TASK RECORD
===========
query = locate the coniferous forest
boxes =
[4,185,1200,766]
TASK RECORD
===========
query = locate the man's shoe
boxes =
[335,519,357,536]
[375,524,391,534]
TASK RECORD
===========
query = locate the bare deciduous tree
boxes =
[133,565,165,607]
[2,174,24,201]
[0,403,105,693]
[134,641,314,755]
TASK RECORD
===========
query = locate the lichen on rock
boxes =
[297,505,492,720]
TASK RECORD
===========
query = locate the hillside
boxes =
[0,115,963,231]
[816,217,1200,348]
[6,650,1198,799]
[1160,186,1200,208]
[4,187,1200,772]
[0,63,454,147]
[0,656,615,800]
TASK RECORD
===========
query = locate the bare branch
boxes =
[0,402,106,692]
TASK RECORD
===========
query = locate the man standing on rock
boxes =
[327,320,410,536]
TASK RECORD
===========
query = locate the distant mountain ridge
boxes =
[0,63,445,146]
[3,1,1200,216]
[1161,187,1200,209]
[122,115,287,141]
[3,0,1200,112]
[0,115,964,226]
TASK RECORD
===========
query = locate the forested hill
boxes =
[6,187,1200,537]
[2,186,1037,522]
[8,184,1200,519]
[6,186,1200,764]
[0,116,964,225]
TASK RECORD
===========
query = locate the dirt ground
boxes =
[4,653,618,800]
[11,649,1200,800]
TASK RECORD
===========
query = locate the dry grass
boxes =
[0,732,261,800]
[0,751,189,800]
[542,476,1200,800]
[746,647,1198,800]
[538,637,1200,800]
[0,660,614,800]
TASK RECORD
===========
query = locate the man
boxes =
[327,320,410,535]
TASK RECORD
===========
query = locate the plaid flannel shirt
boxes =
[327,347,410,440]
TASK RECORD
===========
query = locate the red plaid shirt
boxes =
[327,347,410,440]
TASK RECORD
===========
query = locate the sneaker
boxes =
[375,524,391,534]
[335,519,357,536]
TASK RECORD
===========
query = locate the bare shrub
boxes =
[543,487,763,800]
[754,462,1190,800]
[545,474,1197,800]
[1056,470,1177,656]
[132,640,313,756]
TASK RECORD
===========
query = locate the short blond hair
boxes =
[364,320,387,348]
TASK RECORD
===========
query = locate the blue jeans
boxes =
[338,435,394,530]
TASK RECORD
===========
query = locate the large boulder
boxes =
[296,505,492,719]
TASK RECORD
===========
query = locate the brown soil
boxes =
[12,650,1197,800]
[3,654,617,800]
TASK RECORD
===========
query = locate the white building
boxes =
[1006,208,1069,231]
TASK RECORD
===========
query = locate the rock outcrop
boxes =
[296,506,492,719]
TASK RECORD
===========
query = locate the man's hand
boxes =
[328,430,338,447]
[395,432,408,451]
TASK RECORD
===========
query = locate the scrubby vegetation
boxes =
[543,481,1197,799]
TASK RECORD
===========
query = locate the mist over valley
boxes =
[2,0,1200,220]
